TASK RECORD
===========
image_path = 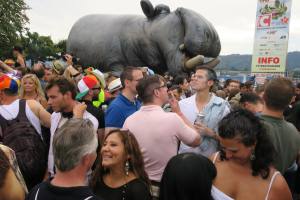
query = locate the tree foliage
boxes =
[0,0,29,58]
[22,32,59,61]
[0,0,67,62]
[55,39,67,54]
[21,32,67,61]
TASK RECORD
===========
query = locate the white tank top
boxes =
[0,99,42,136]
[211,152,280,200]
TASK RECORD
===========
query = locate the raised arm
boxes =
[0,60,14,72]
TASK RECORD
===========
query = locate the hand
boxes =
[194,123,216,138]
[73,102,87,118]
[193,123,202,133]
[193,122,207,134]
[64,54,73,66]
[168,92,180,113]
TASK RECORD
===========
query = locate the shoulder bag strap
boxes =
[0,108,8,139]
[16,99,28,121]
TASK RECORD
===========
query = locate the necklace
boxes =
[122,182,127,200]
[122,175,128,200]
[104,173,129,200]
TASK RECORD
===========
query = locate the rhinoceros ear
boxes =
[141,0,155,18]
[154,4,170,16]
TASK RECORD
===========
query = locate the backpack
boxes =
[0,99,47,190]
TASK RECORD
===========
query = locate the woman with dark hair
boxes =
[211,109,292,200]
[159,153,216,200]
[91,129,151,200]
[13,45,26,69]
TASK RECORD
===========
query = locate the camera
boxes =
[61,52,80,64]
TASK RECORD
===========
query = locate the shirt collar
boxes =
[140,105,162,111]
[119,93,139,106]
[192,93,223,106]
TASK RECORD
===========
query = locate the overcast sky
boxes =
[25,0,300,55]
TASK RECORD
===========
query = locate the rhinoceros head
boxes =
[141,0,221,71]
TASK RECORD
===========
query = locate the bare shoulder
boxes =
[268,171,292,200]
[26,99,45,116]
[26,99,41,110]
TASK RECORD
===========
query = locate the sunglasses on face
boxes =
[92,87,101,90]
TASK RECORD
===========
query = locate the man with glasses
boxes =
[179,66,230,157]
[124,75,201,199]
[105,67,143,128]
[76,75,105,129]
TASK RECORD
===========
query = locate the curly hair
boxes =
[218,109,275,179]
[90,129,150,190]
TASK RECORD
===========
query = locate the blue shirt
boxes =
[105,93,141,128]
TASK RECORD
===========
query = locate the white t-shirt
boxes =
[0,99,42,137]
[47,111,98,176]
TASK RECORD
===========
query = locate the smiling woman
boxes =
[90,129,152,200]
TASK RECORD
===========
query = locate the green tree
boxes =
[22,32,60,61]
[0,0,29,58]
[55,39,67,54]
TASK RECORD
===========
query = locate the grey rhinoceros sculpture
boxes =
[67,0,221,74]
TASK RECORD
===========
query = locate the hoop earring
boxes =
[250,151,256,161]
[125,161,129,176]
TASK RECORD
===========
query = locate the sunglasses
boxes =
[92,87,101,90]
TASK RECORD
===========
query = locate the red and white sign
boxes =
[252,0,292,73]
[257,14,272,27]
[257,57,280,64]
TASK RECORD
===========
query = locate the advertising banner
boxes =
[251,72,285,84]
[251,0,292,73]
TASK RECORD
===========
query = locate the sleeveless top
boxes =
[211,152,280,200]
[0,99,42,136]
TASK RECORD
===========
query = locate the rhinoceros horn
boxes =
[200,57,220,68]
[184,55,205,69]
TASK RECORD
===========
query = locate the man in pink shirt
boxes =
[123,75,201,199]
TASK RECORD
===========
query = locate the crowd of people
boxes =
[0,46,300,200]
